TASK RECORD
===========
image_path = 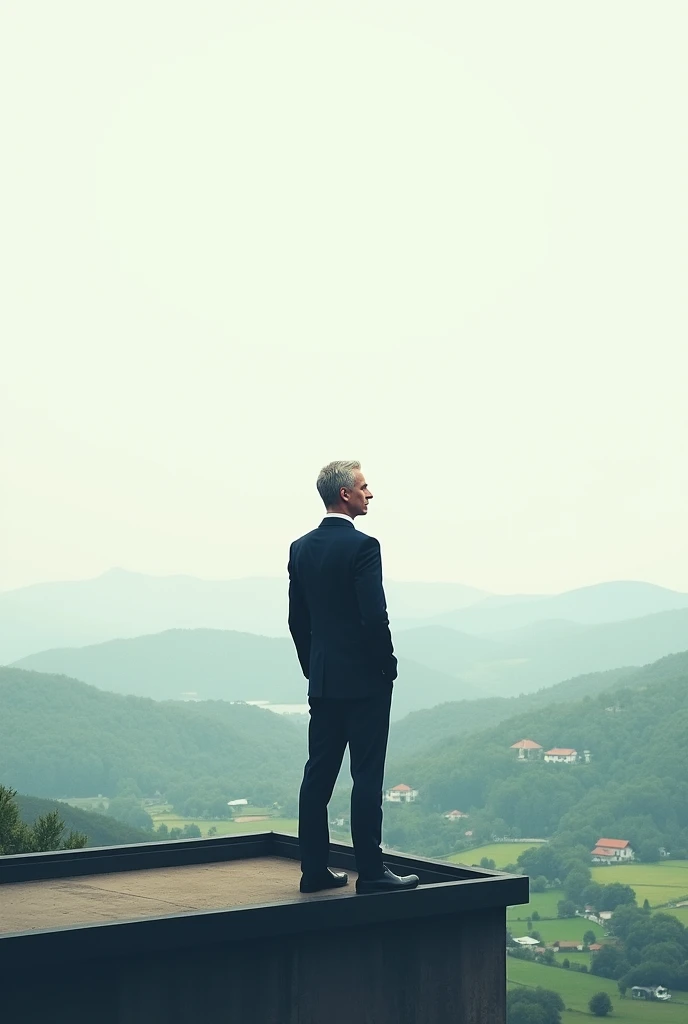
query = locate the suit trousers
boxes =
[298,688,392,881]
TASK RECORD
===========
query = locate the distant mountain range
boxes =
[393,607,688,697]
[0,568,488,664]
[11,629,481,718]
[395,580,688,633]
[5,571,688,712]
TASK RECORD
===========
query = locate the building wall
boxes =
[3,907,508,1024]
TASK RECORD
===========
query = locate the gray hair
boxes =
[316,460,361,508]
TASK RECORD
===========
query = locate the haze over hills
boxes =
[441,607,688,696]
[395,581,688,634]
[371,607,688,697]
[0,568,489,664]
[11,629,482,718]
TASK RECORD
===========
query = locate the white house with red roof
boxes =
[384,783,418,804]
[544,748,578,763]
[444,809,469,821]
[510,739,543,760]
[591,838,634,863]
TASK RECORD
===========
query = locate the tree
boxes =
[106,796,154,831]
[637,840,660,863]
[557,900,576,918]
[532,911,540,921]
[564,865,591,904]
[507,1002,548,1024]
[590,945,628,980]
[531,875,548,893]
[588,992,613,1017]
[583,930,597,947]
[0,785,87,854]
[507,986,564,1024]
[562,958,570,969]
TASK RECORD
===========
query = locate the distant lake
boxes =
[246,700,309,717]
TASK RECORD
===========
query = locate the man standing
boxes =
[288,461,419,895]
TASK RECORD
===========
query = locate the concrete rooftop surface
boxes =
[0,856,360,935]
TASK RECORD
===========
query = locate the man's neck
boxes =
[324,510,355,521]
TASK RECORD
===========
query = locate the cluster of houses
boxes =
[510,739,591,764]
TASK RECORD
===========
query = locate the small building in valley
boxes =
[554,940,583,952]
[591,838,634,863]
[544,748,578,763]
[512,936,540,947]
[510,739,543,760]
[385,784,418,804]
[444,810,469,821]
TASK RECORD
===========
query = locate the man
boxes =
[288,460,419,895]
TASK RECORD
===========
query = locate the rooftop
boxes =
[0,832,529,971]
[545,748,577,756]
[0,856,339,936]
[510,739,542,750]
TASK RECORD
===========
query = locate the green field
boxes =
[151,813,298,838]
[508,889,564,921]
[661,906,688,924]
[511,917,604,945]
[449,841,543,869]
[508,957,688,1023]
[591,861,688,907]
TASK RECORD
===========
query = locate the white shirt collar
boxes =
[323,512,355,526]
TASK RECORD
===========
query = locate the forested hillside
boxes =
[16,794,152,848]
[384,652,688,858]
[0,667,306,811]
[389,666,637,755]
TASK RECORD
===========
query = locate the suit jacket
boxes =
[288,517,397,699]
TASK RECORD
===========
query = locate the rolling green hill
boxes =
[389,665,636,754]
[16,793,152,848]
[0,666,306,809]
[386,652,688,853]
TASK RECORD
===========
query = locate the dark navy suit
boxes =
[288,516,397,879]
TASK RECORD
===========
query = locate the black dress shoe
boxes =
[299,868,349,893]
[355,867,420,894]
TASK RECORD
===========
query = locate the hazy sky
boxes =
[2,1,687,594]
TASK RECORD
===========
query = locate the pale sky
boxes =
[2,1,687,595]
